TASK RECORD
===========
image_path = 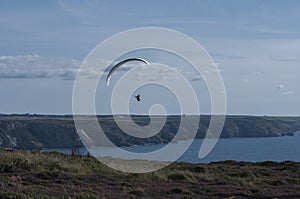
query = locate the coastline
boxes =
[1,114,300,149]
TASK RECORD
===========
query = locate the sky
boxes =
[0,0,299,115]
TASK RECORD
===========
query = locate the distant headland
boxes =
[0,114,299,149]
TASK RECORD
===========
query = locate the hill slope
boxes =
[0,149,299,198]
[0,115,299,149]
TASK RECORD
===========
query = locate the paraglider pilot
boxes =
[134,94,141,102]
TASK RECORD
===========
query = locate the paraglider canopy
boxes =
[106,58,149,86]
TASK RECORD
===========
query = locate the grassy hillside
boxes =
[0,149,299,198]
[0,114,300,149]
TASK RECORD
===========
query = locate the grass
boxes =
[0,149,300,198]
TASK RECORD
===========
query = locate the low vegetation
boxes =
[0,149,299,198]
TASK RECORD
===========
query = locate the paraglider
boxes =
[134,94,141,102]
[106,58,149,86]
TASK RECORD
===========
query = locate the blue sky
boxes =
[0,0,299,115]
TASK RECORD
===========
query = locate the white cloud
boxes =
[191,76,203,82]
[277,84,284,89]
[282,91,294,95]
[0,54,81,80]
[0,54,38,65]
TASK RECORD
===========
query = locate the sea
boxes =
[42,131,300,163]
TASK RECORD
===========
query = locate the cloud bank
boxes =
[0,55,207,82]
[0,54,81,80]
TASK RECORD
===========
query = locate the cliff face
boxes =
[0,118,82,149]
[0,115,299,149]
[219,116,300,138]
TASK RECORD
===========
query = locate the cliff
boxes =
[0,115,299,149]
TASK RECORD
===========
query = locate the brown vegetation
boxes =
[0,149,299,198]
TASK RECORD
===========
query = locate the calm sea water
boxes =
[43,132,300,163]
